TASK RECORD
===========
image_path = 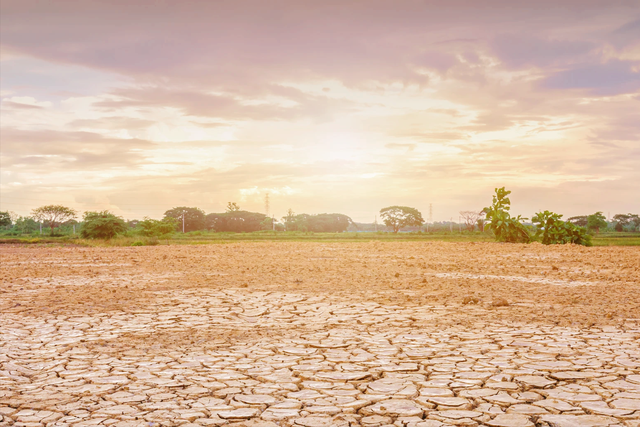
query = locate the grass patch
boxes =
[169,230,495,243]
[591,233,640,246]
[2,231,638,246]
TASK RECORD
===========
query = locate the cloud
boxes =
[3,1,636,87]
[413,51,460,73]
[491,34,594,68]
[68,117,156,130]
[2,100,44,110]
[1,0,640,220]
[385,143,416,151]
[2,96,52,109]
[93,86,357,122]
[0,128,157,171]
[391,131,467,143]
[609,18,640,49]
[541,59,640,95]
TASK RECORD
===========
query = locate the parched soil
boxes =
[1,242,639,427]
[2,242,639,326]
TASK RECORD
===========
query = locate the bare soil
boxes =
[2,242,640,426]
[2,242,639,329]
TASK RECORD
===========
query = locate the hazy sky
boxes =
[1,0,639,222]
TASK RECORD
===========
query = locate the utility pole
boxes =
[265,193,270,217]
[39,222,42,235]
[272,215,276,231]
[450,217,453,233]
[374,215,378,232]
[182,210,186,233]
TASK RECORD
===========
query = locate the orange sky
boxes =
[1,0,639,222]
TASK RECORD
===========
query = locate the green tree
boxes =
[532,210,591,246]
[81,211,127,239]
[483,187,530,243]
[205,213,224,231]
[0,211,11,227]
[260,216,275,230]
[567,216,588,227]
[163,207,206,232]
[587,212,607,233]
[206,209,273,232]
[379,206,425,233]
[613,213,640,232]
[224,203,244,230]
[307,213,352,232]
[282,208,296,231]
[226,210,267,232]
[15,216,39,235]
[139,217,178,237]
[31,205,77,235]
[294,214,310,232]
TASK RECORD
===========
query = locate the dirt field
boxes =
[1,242,639,427]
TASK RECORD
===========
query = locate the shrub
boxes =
[131,241,144,246]
[587,212,607,233]
[147,237,160,245]
[483,187,530,243]
[81,211,127,239]
[532,210,591,246]
[138,217,177,237]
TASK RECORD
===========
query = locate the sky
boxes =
[1,0,639,223]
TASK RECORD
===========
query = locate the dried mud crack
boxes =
[1,242,639,427]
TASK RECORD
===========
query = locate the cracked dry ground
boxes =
[1,242,640,427]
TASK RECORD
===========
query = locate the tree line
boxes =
[0,197,637,240]
[0,203,357,239]
[163,204,354,234]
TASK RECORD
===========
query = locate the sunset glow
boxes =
[1,1,639,221]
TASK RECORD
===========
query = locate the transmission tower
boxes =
[265,192,270,217]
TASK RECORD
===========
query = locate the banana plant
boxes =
[483,187,530,243]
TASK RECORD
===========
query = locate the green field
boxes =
[589,232,640,246]
[1,231,638,246]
